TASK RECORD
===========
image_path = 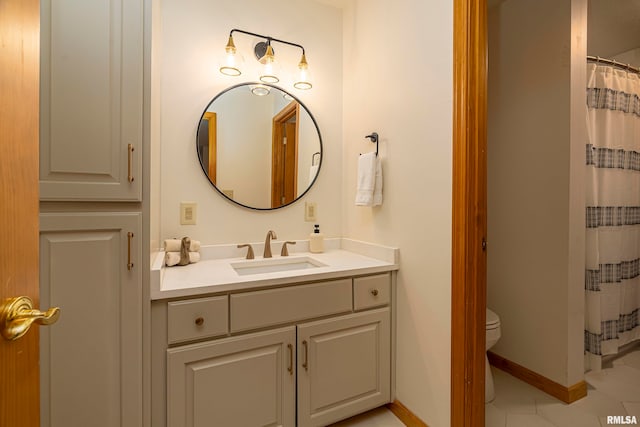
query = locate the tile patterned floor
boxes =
[328,406,404,426]
[334,347,640,427]
[487,347,640,427]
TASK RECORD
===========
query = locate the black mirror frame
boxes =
[196,82,323,211]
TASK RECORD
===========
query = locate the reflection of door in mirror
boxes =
[271,102,299,208]
[198,112,217,184]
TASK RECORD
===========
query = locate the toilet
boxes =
[485,308,501,403]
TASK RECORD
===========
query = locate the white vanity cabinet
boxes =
[155,272,393,427]
[167,327,296,427]
[39,0,143,201]
[297,308,390,427]
[39,212,143,427]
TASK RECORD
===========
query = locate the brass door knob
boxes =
[1,296,60,341]
[195,317,205,326]
[370,289,379,296]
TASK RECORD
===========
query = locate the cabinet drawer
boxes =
[168,296,228,344]
[230,279,352,332]
[353,274,390,310]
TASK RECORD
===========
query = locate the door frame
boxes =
[451,0,488,426]
[201,111,217,183]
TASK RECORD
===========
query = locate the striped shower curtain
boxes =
[585,62,640,371]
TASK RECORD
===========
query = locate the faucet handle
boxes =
[281,241,297,257]
[237,244,254,260]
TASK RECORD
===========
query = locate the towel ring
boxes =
[364,132,379,156]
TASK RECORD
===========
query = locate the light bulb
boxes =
[259,44,279,83]
[294,53,312,90]
[250,84,270,96]
[219,35,241,76]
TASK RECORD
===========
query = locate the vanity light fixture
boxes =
[219,29,313,90]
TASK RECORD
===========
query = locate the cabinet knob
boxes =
[195,317,204,326]
[370,289,379,297]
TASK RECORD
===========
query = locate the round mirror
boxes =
[196,83,322,210]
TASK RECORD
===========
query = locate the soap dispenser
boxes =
[309,224,324,253]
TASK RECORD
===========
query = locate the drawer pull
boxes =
[287,344,293,375]
[302,340,308,371]
[194,317,204,326]
[370,289,379,296]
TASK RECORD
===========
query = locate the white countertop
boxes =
[151,238,399,300]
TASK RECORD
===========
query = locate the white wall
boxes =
[157,0,343,246]
[487,0,586,387]
[341,1,453,425]
[587,0,640,59]
[149,0,162,257]
[612,48,640,69]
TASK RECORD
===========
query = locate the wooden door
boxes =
[0,0,42,425]
[297,308,391,427]
[167,326,296,427]
[271,101,299,207]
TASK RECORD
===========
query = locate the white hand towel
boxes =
[355,152,377,206]
[373,157,383,206]
[164,239,201,252]
[165,251,201,267]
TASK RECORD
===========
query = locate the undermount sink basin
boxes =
[231,256,326,276]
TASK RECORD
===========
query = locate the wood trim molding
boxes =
[386,400,429,427]
[487,352,588,403]
[451,0,488,426]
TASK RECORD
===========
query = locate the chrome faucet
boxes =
[263,230,277,258]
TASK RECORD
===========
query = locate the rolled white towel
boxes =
[165,251,201,267]
[164,239,201,252]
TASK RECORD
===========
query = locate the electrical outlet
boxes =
[304,202,317,222]
[180,202,197,225]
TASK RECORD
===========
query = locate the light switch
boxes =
[180,202,197,225]
[305,202,317,222]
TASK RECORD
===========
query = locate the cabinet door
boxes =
[39,212,142,427]
[297,308,391,427]
[167,326,296,427]
[39,0,143,201]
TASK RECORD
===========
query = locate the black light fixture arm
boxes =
[229,29,306,55]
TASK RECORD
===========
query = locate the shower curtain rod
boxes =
[587,55,640,74]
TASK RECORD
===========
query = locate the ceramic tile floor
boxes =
[328,406,404,427]
[332,347,640,427]
[487,347,640,427]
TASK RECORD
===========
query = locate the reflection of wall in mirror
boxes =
[210,88,272,207]
[298,110,318,195]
